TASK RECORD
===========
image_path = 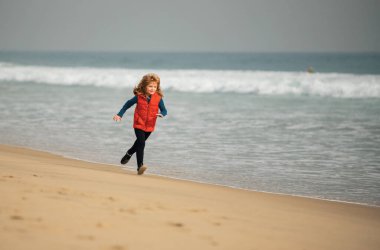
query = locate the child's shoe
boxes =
[137,165,147,175]
[120,153,131,165]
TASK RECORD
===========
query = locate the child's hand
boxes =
[113,115,122,122]
[156,114,164,118]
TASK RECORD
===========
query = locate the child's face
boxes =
[146,81,158,95]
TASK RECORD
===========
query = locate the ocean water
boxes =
[1,51,379,206]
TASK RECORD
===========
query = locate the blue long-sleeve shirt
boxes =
[117,96,167,118]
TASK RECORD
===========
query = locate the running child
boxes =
[113,73,167,175]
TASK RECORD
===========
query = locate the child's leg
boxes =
[121,129,151,165]
[130,129,151,168]
[126,129,151,156]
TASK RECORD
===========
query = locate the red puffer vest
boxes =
[133,93,161,132]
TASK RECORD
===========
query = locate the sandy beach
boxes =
[1,144,379,250]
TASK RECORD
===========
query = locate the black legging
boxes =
[127,128,151,168]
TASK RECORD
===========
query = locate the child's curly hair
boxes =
[133,73,164,97]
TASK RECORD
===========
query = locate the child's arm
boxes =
[157,99,167,118]
[113,96,137,121]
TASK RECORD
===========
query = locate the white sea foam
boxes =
[1,62,380,98]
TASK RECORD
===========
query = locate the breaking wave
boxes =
[1,62,380,98]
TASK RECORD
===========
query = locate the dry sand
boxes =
[1,144,379,250]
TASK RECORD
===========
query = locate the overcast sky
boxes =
[0,0,379,52]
